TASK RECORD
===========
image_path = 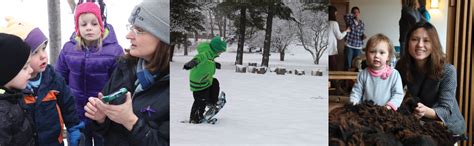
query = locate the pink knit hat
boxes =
[74,2,104,36]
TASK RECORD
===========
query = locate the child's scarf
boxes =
[368,64,392,80]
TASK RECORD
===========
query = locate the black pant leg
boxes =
[207,78,220,105]
[190,89,209,121]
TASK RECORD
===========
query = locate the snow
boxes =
[171,44,328,145]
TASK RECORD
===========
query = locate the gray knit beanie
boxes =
[129,0,170,44]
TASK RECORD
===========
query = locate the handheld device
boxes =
[102,88,128,105]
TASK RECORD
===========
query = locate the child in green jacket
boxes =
[183,36,226,123]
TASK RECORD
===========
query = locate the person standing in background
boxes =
[399,0,424,57]
[344,7,366,71]
[418,0,431,22]
[328,5,350,71]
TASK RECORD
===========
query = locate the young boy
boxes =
[1,17,83,146]
[183,36,226,123]
[0,33,35,145]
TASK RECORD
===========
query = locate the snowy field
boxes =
[171,44,329,145]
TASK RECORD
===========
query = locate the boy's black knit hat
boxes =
[0,33,30,86]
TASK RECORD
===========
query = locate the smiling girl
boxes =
[396,22,466,135]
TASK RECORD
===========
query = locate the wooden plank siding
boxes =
[447,0,473,145]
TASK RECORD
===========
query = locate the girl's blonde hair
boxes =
[363,33,395,64]
[75,30,104,50]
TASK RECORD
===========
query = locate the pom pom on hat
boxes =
[0,17,47,52]
[75,2,104,36]
[0,33,31,86]
[210,36,226,53]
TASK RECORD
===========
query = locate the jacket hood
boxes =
[197,42,217,59]
[0,87,23,101]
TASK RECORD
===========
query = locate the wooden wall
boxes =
[446,0,473,145]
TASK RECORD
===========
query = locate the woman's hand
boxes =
[414,103,437,120]
[96,92,138,131]
[84,93,106,124]
[345,27,351,33]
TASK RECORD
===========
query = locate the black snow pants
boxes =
[190,78,220,122]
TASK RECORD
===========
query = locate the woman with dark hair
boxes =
[83,0,170,145]
[396,22,466,135]
[328,5,350,71]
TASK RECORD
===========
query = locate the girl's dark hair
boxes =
[329,5,337,21]
[397,22,445,82]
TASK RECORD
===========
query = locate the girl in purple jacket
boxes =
[55,2,123,146]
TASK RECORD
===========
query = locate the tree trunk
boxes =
[48,0,61,64]
[67,0,76,13]
[184,43,188,56]
[170,44,175,62]
[194,31,199,42]
[261,3,274,67]
[217,14,223,37]
[209,10,214,37]
[235,6,246,65]
[280,48,285,61]
[223,18,227,38]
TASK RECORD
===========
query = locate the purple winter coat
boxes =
[55,24,124,121]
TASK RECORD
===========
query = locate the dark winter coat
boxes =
[0,87,35,146]
[22,65,81,146]
[399,6,424,43]
[91,58,169,146]
[55,24,124,121]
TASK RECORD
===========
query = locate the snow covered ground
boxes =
[171,44,329,145]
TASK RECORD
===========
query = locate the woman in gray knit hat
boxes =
[84,0,170,145]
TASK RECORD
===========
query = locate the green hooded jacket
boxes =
[189,42,218,91]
